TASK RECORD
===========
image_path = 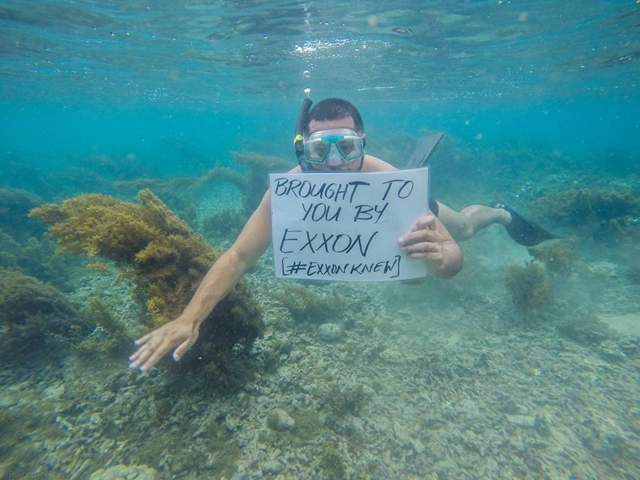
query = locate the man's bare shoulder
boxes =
[363,155,397,172]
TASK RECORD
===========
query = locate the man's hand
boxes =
[398,214,445,272]
[129,318,200,372]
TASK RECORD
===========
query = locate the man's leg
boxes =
[435,202,511,242]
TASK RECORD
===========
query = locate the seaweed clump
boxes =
[535,187,640,224]
[230,151,293,214]
[527,238,579,274]
[113,153,293,242]
[73,297,131,357]
[319,444,346,480]
[273,283,357,324]
[557,314,615,347]
[199,153,293,241]
[30,190,262,372]
[0,268,91,361]
[201,207,247,244]
[0,188,46,241]
[533,187,640,241]
[504,262,550,311]
[0,231,21,268]
[320,384,369,417]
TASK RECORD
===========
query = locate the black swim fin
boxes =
[406,133,444,168]
[492,202,559,247]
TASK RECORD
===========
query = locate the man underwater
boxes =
[129,97,546,371]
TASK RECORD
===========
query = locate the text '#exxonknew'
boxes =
[280,255,402,278]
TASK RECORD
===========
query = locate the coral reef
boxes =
[504,262,550,311]
[30,190,262,373]
[0,268,92,361]
[527,238,579,273]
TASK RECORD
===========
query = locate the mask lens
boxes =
[305,141,330,163]
[304,129,363,164]
[337,138,361,159]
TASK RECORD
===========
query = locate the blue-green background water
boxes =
[2,0,639,175]
[1,1,639,479]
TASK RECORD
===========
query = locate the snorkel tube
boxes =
[294,98,313,171]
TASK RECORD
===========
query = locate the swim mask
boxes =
[304,128,364,165]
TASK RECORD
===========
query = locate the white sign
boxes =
[269,168,429,282]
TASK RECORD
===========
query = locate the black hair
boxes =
[303,98,364,135]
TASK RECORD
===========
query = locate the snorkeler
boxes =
[129,97,464,371]
[129,97,557,371]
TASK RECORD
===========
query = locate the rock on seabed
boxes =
[317,323,342,342]
[88,464,159,480]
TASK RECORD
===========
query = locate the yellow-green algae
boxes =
[534,187,640,225]
[504,262,550,311]
[30,189,262,374]
[527,238,579,274]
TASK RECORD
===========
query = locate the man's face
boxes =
[306,117,366,172]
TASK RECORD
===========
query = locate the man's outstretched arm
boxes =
[129,192,273,371]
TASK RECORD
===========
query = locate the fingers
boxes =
[129,321,199,371]
[129,328,163,364]
[134,332,153,346]
[128,345,145,362]
[414,215,437,231]
[409,251,443,261]
[402,215,446,268]
[399,229,442,248]
[129,337,172,371]
[129,343,155,369]
[140,344,172,372]
[173,336,195,361]
[401,241,441,255]
[129,330,165,369]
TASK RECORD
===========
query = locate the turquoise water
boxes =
[1,1,639,479]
